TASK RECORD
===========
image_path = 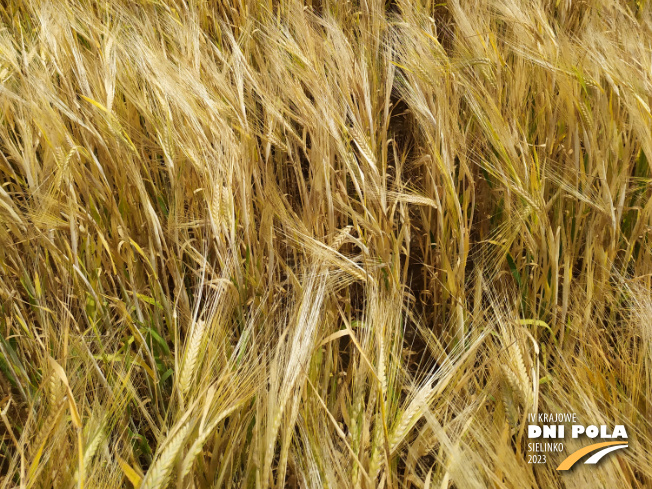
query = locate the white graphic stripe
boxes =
[584,444,628,464]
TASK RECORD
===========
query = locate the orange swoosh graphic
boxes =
[556,441,628,470]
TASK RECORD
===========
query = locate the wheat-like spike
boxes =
[350,374,365,449]
[263,395,286,486]
[387,191,438,209]
[330,225,352,251]
[82,426,104,477]
[141,423,192,489]
[209,188,222,226]
[350,123,379,178]
[30,398,66,459]
[510,341,533,408]
[47,372,61,409]
[378,336,387,397]
[179,404,240,481]
[389,387,431,452]
[501,373,519,429]
[221,184,234,219]
[368,413,384,481]
[179,319,207,396]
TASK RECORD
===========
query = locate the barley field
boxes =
[1,0,651,487]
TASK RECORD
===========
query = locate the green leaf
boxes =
[506,252,521,287]
[146,327,170,355]
[137,293,164,311]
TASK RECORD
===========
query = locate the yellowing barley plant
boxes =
[1,0,651,487]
